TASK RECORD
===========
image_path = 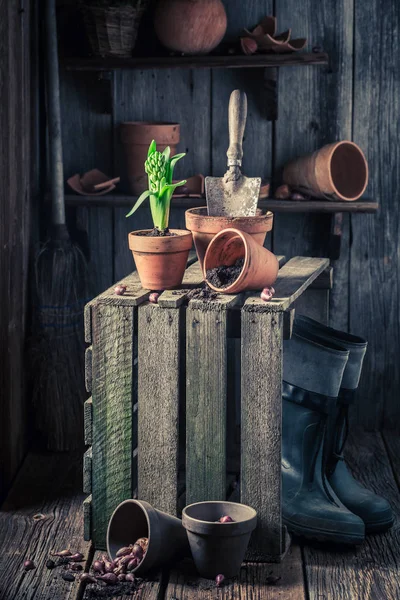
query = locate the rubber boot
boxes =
[282,329,365,544]
[294,316,394,534]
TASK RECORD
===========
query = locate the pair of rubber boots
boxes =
[282,315,393,544]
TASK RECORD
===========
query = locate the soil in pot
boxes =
[136,228,177,237]
[206,258,244,289]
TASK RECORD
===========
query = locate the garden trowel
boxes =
[206,89,261,217]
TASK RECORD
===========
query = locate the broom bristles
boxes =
[30,238,90,451]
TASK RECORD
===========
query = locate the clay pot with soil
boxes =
[185,207,274,271]
[153,0,227,55]
[182,501,257,579]
[126,139,192,289]
[81,1,149,58]
[121,122,180,195]
[283,141,368,201]
[203,228,279,294]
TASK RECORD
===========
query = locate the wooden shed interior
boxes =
[0,0,399,598]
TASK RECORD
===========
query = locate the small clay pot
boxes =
[182,501,257,579]
[129,229,192,290]
[203,228,279,294]
[120,122,180,195]
[107,499,190,575]
[283,141,368,201]
[153,0,227,55]
[185,207,273,271]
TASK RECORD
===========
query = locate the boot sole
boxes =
[283,518,365,545]
[365,517,394,535]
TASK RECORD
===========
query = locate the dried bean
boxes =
[23,560,36,571]
[97,573,119,585]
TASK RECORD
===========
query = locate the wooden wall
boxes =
[59,0,400,430]
[0,0,32,499]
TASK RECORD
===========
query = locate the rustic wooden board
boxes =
[0,0,31,501]
[158,262,204,308]
[84,397,93,446]
[350,0,400,430]
[241,310,283,560]
[245,257,329,313]
[91,302,135,548]
[186,298,234,504]
[0,452,92,600]
[166,544,305,599]
[304,429,400,600]
[138,304,181,515]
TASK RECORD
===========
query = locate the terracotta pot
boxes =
[283,141,368,201]
[153,0,227,55]
[204,228,279,294]
[107,499,190,576]
[129,229,192,290]
[120,122,180,195]
[185,207,274,271]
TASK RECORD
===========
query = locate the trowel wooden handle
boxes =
[227,90,247,167]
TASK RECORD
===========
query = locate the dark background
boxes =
[1,0,399,499]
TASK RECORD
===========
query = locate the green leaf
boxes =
[169,152,186,180]
[126,190,152,218]
[159,180,187,198]
[162,146,171,162]
[147,140,156,158]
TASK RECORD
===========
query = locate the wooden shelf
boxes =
[63,52,329,71]
[64,194,378,213]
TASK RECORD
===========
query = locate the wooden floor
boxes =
[0,429,399,600]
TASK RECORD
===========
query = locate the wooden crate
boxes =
[83,255,332,561]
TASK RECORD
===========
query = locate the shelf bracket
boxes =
[263,67,279,121]
[329,212,343,260]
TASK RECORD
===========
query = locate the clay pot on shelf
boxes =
[81,2,148,58]
[182,501,257,579]
[185,207,273,271]
[107,499,190,575]
[121,122,180,195]
[283,141,368,201]
[203,228,279,294]
[128,229,192,290]
[153,0,227,55]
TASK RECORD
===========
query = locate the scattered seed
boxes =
[216,574,225,587]
[127,558,139,571]
[23,560,36,571]
[93,560,105,574]
[70,563,83,571]
[261,286,275,302]
[126,573,135,582]
[80,573,97,584]
[219,515,234,523]
[104,560,114,573]
[46,559,56,570]
[114,285,126,296]
[149,292,160,304]
[62,572,75,582]
[135,538,149,553]
[69,552,84,562]
[51,550,72,557]
[116,546,132,558]
[118,573,127,582]
[97,573,119,585]
[131,544,143,559]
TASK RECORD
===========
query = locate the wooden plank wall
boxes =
[0,0,32,500]
[58,0,400,429]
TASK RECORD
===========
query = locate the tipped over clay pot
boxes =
[182,501,257,579]
[185,207,274,271]
[203,228,279,294]
[128,229,192,290]
[283,141,368,201]
[107,499,190,575]
[121,122,180,194]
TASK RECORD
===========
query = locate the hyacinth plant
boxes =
[126,140,186,232]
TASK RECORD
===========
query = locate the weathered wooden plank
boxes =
[84,346,92,393]
[84,397,93,446]
[158,262,204,308]
[166,544,305,599]
[138,304,181,515]
[91,303,135,548]
[186,302,229,504]
[245,257,329,313]
[83,447,92,494]
[83,494,92,542]
[304,429,400,600]
[350,0,400,430]
[0,452,92,600]
[241,310,284,561]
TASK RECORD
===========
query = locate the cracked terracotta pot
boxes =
[185,207,273,271]
[283,141,368,201]
[128,229,192,290]
[121,122,180,195]
[203,228,279,294]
